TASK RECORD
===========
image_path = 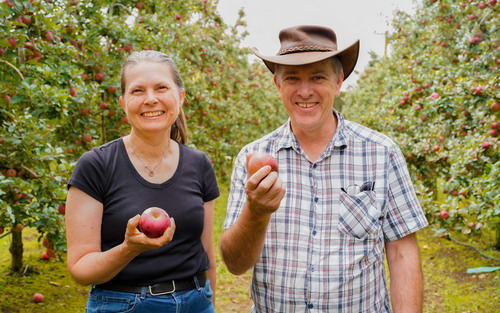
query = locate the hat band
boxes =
[278,45,335,55]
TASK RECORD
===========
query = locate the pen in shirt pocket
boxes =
[341,181,375,195]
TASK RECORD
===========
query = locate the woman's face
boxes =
[119,61,185,136]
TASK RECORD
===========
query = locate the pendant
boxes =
[148,171,154,177]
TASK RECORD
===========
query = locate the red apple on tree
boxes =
[95,72,105,82]
[8,37,16,47]
[439,210,450,219]
[58,204,66,215]
[247,152,279,177]
[83,135,92,142]
[41,251,50,260]
[42,236,51,248]
[139,207,171,238]
[45,31,54,42]
[46,248,56,258]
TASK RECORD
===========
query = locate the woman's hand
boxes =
[124,214,176,253]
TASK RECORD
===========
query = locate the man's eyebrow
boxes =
[281,69,329,76]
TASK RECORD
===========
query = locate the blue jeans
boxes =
[86,279,214,313]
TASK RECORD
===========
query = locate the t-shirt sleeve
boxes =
[200,152,220,202]
[382,145,428,242]
[68,150,106,203]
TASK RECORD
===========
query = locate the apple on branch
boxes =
[139,207,171,238]
[247,152,279,177]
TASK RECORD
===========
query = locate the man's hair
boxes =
[274,56,344,80]
[120,50,188,144]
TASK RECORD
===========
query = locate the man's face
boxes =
[274,59,343,134]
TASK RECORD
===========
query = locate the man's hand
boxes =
[245,153,285,216]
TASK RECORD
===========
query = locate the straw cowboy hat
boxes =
[252,25,360,80]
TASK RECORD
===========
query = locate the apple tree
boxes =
[343,0,499,247]
[0,0,285,272]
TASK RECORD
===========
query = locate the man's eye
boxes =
[285,76,298,81]
[312,76,325,81]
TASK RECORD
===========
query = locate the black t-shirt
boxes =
[68,138,219,286]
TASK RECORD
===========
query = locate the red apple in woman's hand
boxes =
[247,152,278,177]
[139,207,171,238]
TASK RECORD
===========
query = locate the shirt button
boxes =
[308,303,314,308]
[314,197,319,203]
[312,164,317,169]
[312,230,317,236]
[310,266,315,272]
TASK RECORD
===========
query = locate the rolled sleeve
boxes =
[383,145,428,242]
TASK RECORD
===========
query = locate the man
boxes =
[220,25,428,313]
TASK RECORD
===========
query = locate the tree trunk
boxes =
[496,225,500,251]
[9,229,23,273]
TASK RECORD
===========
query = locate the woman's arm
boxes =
[65,186,176,286]
[201,200,217,305]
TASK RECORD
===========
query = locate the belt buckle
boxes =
[149,281,176,296]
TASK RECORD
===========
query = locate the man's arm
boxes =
[220,163,285,275]
[385,233,424,313]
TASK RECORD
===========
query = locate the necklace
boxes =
[132,148,166,177]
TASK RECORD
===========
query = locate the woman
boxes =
[66,50,219,312]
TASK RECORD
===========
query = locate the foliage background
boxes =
[343,0,499,246]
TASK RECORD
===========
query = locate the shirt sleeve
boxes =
[382,145,428,242]
[222,147,248,230]
[200,152,220,202]
[67,150,106,203]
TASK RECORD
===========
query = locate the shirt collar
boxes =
[276,110,348,154]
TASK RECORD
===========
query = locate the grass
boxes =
[0,184,499,312]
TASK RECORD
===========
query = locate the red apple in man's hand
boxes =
[139,207,171,238]
[247,152,279,177]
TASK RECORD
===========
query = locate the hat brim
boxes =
[252,40,360,80]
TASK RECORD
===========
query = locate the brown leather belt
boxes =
[95,272,206,296]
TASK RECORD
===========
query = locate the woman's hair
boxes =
[120,50,188,144]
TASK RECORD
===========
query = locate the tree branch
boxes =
[0,59,25,80]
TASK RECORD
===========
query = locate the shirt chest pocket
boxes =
[338,190,382,240]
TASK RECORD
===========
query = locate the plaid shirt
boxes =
[223,111,428,313]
